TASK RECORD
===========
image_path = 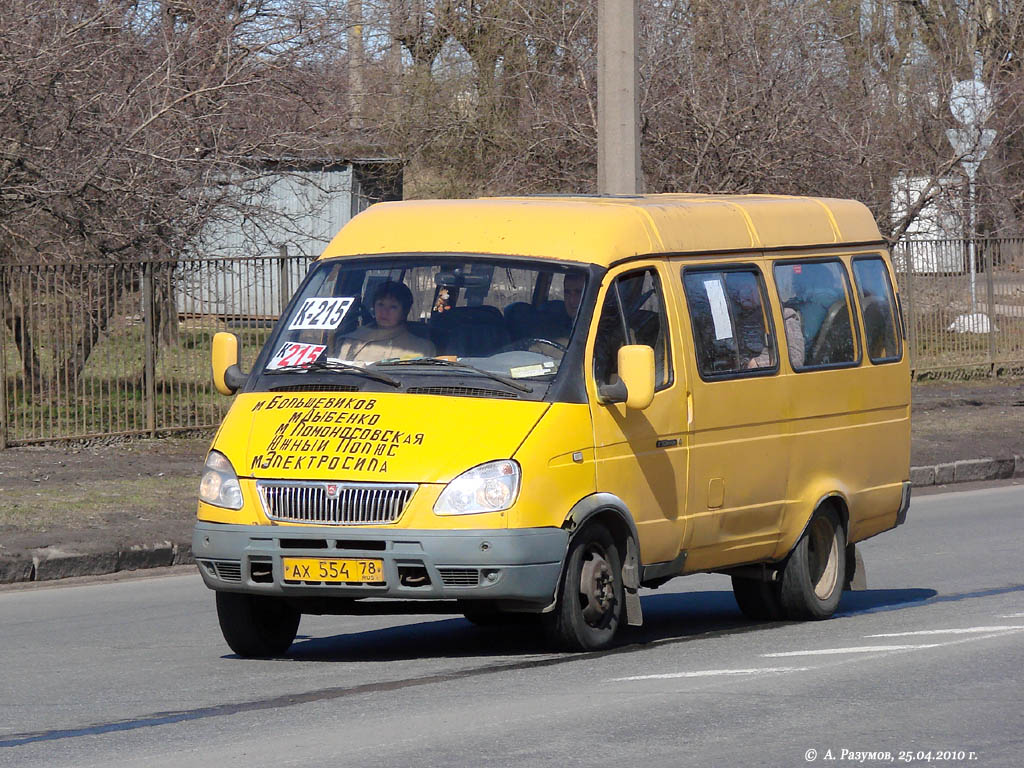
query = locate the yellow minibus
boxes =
[195,194,911,656]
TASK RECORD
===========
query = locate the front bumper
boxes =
[192,521,568,604]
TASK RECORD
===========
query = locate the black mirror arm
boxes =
[223,364,249,392]
[597,375,627,404]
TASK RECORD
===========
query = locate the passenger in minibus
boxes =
[334,280,435,363]
[772,267,807,369]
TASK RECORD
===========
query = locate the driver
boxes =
[533,272,584,350]
[334,281,435,363]
[562,272,584,321]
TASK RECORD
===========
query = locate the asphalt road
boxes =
[2,482,1022,768]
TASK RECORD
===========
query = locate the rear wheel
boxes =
[215,592,300,658]
[731,575,783,621]
[779,507,846,620]
[544,524,623,651]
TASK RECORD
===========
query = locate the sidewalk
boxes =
[1,378,1021,584]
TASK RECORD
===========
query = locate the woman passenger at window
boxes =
[334,281,435,364]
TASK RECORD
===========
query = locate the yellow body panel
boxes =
[586,261,689,565]
[201,194,909,582]
[320,194,882,265]
[218,391,547,484]
[508,403,596,529]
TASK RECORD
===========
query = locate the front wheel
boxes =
[544,524,624,651]
[216,592,300,658]
[779,507,846,620]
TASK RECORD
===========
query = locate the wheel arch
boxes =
[546,493,644,626]
[779,491,850,561]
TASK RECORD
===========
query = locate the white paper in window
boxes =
[288,297,355,330]
[703,278,733,341]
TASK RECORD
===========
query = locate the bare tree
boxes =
[0,0,357,394]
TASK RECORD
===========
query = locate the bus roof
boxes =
[319,193,884,266]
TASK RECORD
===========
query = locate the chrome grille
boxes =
[438,568,481,587]
[199,559,242,582]
[257,481,415,525]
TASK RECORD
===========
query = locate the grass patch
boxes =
[0,475,198,532]
[3,324,271,442]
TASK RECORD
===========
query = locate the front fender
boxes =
[543,493,644,626]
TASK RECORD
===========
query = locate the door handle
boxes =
[656,438,678,448]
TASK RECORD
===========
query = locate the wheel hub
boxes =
[808,517,839,600]
[579,548,615,626]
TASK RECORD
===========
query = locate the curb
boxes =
[0,542,193,586]
[2,456,1021,586]
[910,455,1024,488]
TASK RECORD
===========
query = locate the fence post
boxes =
[278,244,290,315]
[143,261,157,437]
[901,242,917,373]
[0,268,8,450]
[984,240,997,371]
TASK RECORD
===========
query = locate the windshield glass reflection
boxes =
[264,257,588,383]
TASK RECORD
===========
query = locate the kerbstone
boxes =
[0,558,34,584]
[119,543,174,571]
[172,543,194,565]
[992,458,1015,479]
[934,463,955,485]
[909,466,935,487]
[954,458,998,483]
[33,549,119,581]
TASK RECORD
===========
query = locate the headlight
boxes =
[199,450,244,509]
[434,460,521,516]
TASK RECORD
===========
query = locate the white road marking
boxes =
[999,612,1024,618]
[763,644,942,657]
[866,625,1024,638]
[610,667,810,682]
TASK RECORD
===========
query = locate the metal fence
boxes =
[0,253,306,447]
[2,240,1023,446]
[893,238,1024,373]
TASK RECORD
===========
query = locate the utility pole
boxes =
[348,0,364,132]
[597,0,642,195]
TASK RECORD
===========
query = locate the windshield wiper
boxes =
[371,358,532,393]
[265,359,400,387]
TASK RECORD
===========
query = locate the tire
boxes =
[779,507,846,620]
[731,575,784,621]
[544,524,624,651]
[215,592,301,658]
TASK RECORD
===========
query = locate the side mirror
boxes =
[598,344,655,410]
[212,332,249,395]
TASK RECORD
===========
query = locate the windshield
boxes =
[258,256,589,392]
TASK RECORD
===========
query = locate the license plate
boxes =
[282,557,385,584]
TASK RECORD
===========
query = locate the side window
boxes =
[681,267,778,379]
[593,268,672,389]
[852,257,902,363]
[773,261,859,369]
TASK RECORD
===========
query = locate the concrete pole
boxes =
[597,0,642,195]
[348,0,364,132]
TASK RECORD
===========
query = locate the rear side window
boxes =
[773,261,859,369]
[682,267,778,379]
[852,257,902,363]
